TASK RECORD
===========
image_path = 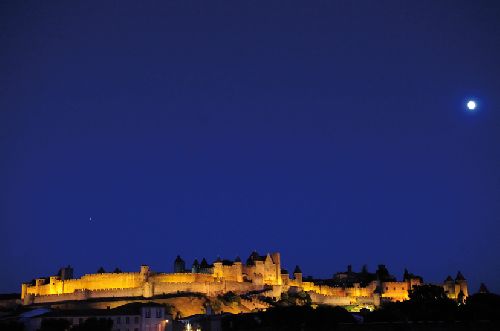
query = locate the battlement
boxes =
[20,252,468,308]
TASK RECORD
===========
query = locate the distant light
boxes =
[466,100,477,111]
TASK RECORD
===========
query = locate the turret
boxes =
[376,264,395,281]
[140,265,150,281]
[293,265,302,283]
[58,265,74,280]
[479,283,489,294]
[455,271,468,298]
[174,255,186,273]
[49,276,61,295]
[213,257,223,278]
[271,252,282,285]
[199,258,212,274]
[443,275,455,298]
[21,283,28,300]
[403,268,423,289]
[234,256,243,282]
[281,269,290,285]
[49,276,60,283]
[403,268,409,280]
[191,259,200,273]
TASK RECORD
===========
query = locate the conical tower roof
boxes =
[479,283,489,294]
[200,258,209,268]
[455,271,466,281]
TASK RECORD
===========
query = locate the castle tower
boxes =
[234,256,243,282]
[455,271,468,298]
[174,255,186,273]
[58,265,74,280]
[192,259,200,273]
[49,276,62,295]
[199,258,212,274]
[294,265,302,284]
[271,252,282,285]
[403,268,423,289]
[479,283,489,294]
[21,283,28,300]
[213,256,223,278]
[443,275,455,298]
[140,265,150,281]
[280,269,290,285]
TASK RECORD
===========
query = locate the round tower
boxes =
[191,259,200,273]
[293,265,302,284]
[443,275,455,298]
[174,255,186,273]
[455,271,468,298]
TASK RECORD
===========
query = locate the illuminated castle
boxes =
[21,251,468,308]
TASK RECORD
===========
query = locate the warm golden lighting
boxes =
[21,251,468,309]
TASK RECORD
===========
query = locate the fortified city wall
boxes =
[21,251,467,307]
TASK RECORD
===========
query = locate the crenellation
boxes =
[21,251,468,308]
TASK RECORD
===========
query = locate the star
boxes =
[466,100,477,111]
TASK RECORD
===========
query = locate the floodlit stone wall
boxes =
[21,252,467,307]
[381,281,410,301]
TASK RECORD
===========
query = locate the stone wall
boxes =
[381,281,410,301]
[26,272,144,298]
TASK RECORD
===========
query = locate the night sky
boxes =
[1,1,500,294]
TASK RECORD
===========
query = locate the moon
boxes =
[466,100,477,111]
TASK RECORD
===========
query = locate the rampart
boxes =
[21,252,468,307]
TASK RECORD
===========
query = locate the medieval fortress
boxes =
[21,251,468,308]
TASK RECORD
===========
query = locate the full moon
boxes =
[467,100,477,111]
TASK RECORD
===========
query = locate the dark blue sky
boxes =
[1,1,499,294]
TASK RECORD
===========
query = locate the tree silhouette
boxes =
[408,284,449,303]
